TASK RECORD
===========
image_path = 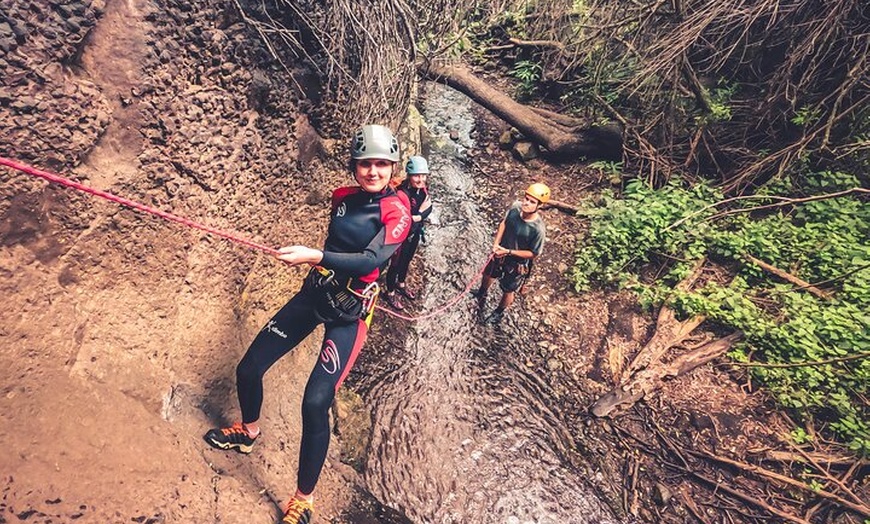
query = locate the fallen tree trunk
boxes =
[622,258,707,380]
[542,199,579,214]
[590,259,746,417]
[591,332,743,417]
[421,61,623,160]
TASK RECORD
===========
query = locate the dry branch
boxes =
[577,0,868,189]
[622,258,707,379]
[507,37,566,51]
[678,486,713,524]
[243,0,420,135]
[744,254,832,300]
[686,469,812,524]
[421,61,623,159]
[730,351,870,370]
[591,332,741,417]
[756,450,868,468]
[783,440,868,508]
[589,259,739,417]
[689,450,870,519]
[542,199,579,214]
[709,188,870,221]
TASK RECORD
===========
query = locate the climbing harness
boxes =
[304,265,380,326]
[1,156,486,324]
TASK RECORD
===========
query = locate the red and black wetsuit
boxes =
[235,186,410,495]
[385,182,431,291]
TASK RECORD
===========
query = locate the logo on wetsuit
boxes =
[389,201,411,241]
[319,339,341,375]
[263,320,287,339]
[336,202,347,218]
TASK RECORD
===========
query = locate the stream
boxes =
[360,83,620,524]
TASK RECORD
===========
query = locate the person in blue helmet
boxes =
[203,124,410,524]
[382,155,433,310]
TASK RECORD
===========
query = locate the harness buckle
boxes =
[311,266,335,287]
[347,281,380,327]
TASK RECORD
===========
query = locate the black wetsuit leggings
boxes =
[386,231,421,291]
[235,289,367,495]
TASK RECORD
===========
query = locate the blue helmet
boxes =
[405,156,430,175]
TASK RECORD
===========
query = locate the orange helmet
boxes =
[525,183,551,204]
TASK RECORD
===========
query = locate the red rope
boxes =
[375,254,492,321]
[0,156,281,256]
[1,156,489,321]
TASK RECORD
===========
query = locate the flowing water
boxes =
[362,83,619,524]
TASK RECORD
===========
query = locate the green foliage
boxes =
[588,160,623,184]
[573,171,870,454]
[511,59,543,98]
[791,105,822,127]
[571,0,589,16]
[790,427,812,445]
[572,178,722,292]
[696,80,738,125]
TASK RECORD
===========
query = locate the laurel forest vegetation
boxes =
[236,0,868,486]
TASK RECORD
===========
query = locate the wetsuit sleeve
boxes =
[320,229,401,276]
[418,197,433,221]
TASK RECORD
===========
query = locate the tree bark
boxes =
[542,199,579,214]
[589,259,746,418]
[420,62,623,160]
[622,258,707,380]
[591,332,742,417]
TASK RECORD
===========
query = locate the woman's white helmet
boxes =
[405,156,430,175]
[351,124,400,162]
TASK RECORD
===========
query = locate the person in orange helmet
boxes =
[471,183,549,324]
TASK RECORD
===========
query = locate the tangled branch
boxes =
[498,0,868,190]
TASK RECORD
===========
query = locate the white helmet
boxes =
[350,124,400,162]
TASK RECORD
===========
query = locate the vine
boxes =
[573,171,870,454]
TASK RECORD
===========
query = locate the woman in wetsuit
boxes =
[203,124,411,524]
[382,155,432,310]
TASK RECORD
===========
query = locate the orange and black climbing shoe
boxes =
[281,498,313,524]
[203,422,258,454]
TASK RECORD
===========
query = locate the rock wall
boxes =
[1,0,110,168]
[0,0,362,521]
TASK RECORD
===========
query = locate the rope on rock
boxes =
[0,156,281,256]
